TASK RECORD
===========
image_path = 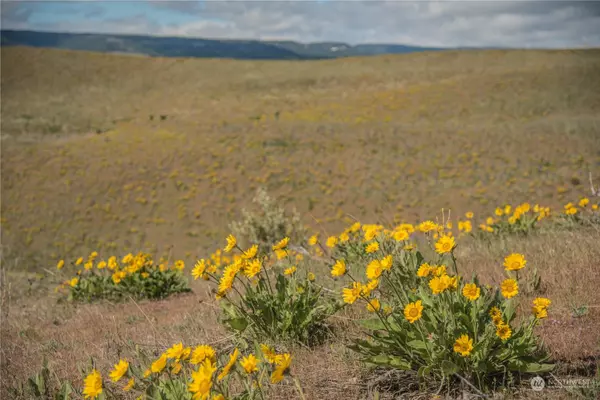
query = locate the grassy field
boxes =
[1,46,600,398]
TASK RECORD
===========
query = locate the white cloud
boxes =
[2,1,599,48]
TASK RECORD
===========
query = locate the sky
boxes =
[2,1,599,48]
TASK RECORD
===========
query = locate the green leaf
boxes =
[418,365,433,377]
[366,354,411,370]
[441,360,459,376]
[508,361,554,373]
[224,317,248,332]
[359,318,386,330]
[57,382,73,400]
[407,340,427,350]
[504,298,516,322]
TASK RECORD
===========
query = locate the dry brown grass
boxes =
[2,229,599,398]
[1,46,600,398]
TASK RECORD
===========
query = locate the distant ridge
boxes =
[0,30,447,60]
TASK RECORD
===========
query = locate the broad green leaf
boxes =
[367,354,411,370]
[508,361,554,373]
[359,318,386,330]
[224,317,248,332]
[441,360,459,376]
[407,340,427,350]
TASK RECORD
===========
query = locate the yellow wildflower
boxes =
[283,266,296,275]
[83,369,103,399]
[500,279,519,299]
[244,259,262,278]
[504,253,526,271]
[365,241,379,253]
[532,297,551,318]
[343,282,362,304]
[224,234,237,253]
[331,260,346,277]
[151,354,167,373]
[240,354,259,374]
[173,260,185,271]
[171,361,182,375]
[272,237,289,251]
[433,265,447,277]
[189,359,216,400]
[366,260,383,280]
[191,345,216,365]
[122,253,133,264]
[109,359,129,382]
[123,377,135,391]
[192,259,207,280]
[429,276,448,294]
[166,342,191,361]
[275,249,287,260]
[429,276,447,295]
[565,207,577,215]
[380,255,393,271]
[417,263,432,278]
[112,270,126,284]
[366,298,381,312]
[339,232,350,242]
[393,229,409,241]
[326,236,338,248]
[404,300,423,323]
[270,353,292,384]
[496,323,512,341]
[434,235,455,254]
[462,283,480,301]
[349,222,361,232]
[453,335,473,357]
[217,348,239,381]
[260,344,278,364]
[418,220,438,233]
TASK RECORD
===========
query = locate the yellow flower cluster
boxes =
[56,251,186,292]
[334,219,552,364]
[82,342,292,399]
[563,198,599,216]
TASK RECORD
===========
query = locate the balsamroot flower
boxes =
[462,283,481,301]
[331,259,346,277]
[504,253,526,271]
[404,300,423,323]
[453,335,473,357]
[82,369,103,399]
[500,279,519,299]
[109,359,129,382]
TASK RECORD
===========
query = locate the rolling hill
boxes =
[2,45,599,265]
[0,29,445,60]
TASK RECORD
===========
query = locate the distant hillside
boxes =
[0,30,446,60]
